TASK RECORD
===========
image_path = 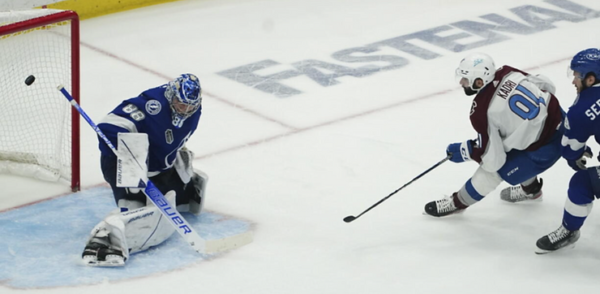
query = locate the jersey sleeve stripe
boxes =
[564,197,593,218]
[561,135,586,152]
[100,113,139,133]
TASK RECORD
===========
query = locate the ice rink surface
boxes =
[2,0,600,292]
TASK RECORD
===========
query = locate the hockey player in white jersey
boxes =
[82,74,209,266]
[424,53,565,217]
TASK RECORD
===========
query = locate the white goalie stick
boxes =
[57,85,252,254]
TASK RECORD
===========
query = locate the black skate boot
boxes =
[424,192,468,217]
[82,235,126,267]
[535,225,580,254]
[500,178,543,203]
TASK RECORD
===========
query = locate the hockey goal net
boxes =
[0,10,80,191]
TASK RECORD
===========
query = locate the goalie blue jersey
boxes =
[97,85,202,173]
[562,84,600,160]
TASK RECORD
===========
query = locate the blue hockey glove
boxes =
[567,146,592,171]
[446,140,474,163]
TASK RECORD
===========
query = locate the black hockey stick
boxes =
[343,154,452,223]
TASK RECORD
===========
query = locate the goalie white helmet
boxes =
[455,53,496,95]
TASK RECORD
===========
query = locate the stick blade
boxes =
[343,216,356,223]
[205,231,254,254]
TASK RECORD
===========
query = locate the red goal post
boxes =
[0,10,80,192]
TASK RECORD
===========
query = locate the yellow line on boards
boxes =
[46,0,180,20]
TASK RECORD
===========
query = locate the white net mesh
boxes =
[0,9,75,185]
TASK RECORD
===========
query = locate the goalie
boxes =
[82,74,208,266]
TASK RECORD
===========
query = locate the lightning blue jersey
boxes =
[562,84,600,160]
[97,85,202,173]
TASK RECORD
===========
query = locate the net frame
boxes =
[0,10,80,191]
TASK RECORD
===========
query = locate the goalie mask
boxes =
[165,74,202,128]
[455,53,496,96]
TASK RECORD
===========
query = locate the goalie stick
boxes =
[57,85,252,254]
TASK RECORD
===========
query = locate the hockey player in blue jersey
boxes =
[536,48,600,254]
[82,74,209,266]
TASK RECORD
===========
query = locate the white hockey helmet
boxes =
[455,53,496,92]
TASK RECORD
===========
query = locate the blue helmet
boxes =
[570,48,600,80]
[165,73,202,122]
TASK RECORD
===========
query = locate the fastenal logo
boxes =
[218,0,600,98]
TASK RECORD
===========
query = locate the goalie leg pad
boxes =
[82,191,178,266]
[119,190,177,254]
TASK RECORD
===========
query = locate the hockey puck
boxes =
[343,216,356,223]
[25,75,35,86]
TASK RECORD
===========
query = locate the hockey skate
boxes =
[82,233,126,267]
[535,225,580,254]
[500,178,543,203]
[424,193,467,217]
[82,216,128,267]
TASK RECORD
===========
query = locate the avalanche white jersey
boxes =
[468,66,563,173]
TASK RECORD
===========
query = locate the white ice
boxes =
[2,0,600,293]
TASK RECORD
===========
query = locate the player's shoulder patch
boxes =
[145,99,162,115]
